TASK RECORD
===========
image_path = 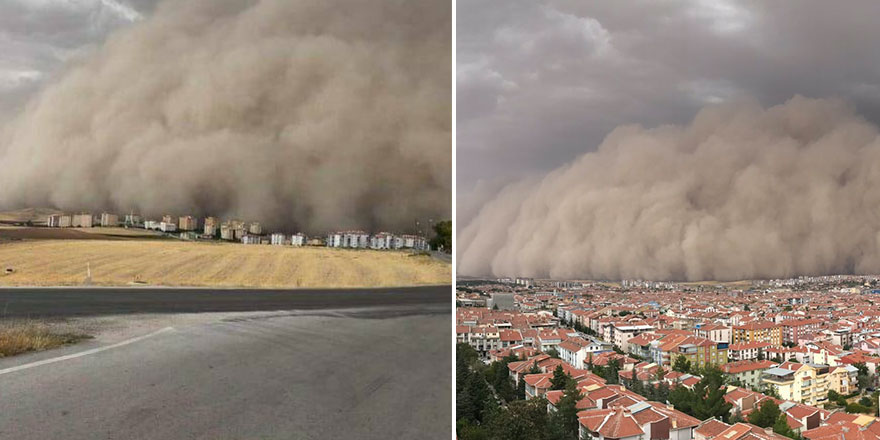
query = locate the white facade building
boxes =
[290,233,305,246]
[270,233,285,245]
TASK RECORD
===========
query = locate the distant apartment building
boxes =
[728,342,771,362]
[651,334,728,368]
[124,213,141,226]
[162,215,174,224]
[290,233,305,246]
[340,231,369,248]
[178,216,197,231]
[203,217,217,236]
[100,213,118,227]
[248,222,262,235]
[733,321,783,346]
[270,233,285,245]
[612,324,654,352]
[241,235,260,245]
[695,323,731,343]
[159,221,177,232]
[781,319,823,344]
[370,232,393,249]
[326,232,342,248]
[71,213,93,227]
[47,214,72,228]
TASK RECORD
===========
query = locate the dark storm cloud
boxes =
[458,1,880,280]
[457,0,880,211]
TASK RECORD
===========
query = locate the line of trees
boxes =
[456,343,586,440]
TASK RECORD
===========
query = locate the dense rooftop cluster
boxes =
[456,277,880,440]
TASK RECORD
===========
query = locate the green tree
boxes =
[828,390,845,407]
[429,220,451,252]
[748,400,782,428]
[547,347,561,359]
[456,343,493,426]
[668,385,695,416]
[457,419,489,440]
[673,355,692,373]
[847,403,873,414]
[486,355,518,402]
[484,398,550,440]
[603,358,622,384]
[773,413,798,439]
[548,381,582,440]
[550,365,571,391]
[693,366,733,422]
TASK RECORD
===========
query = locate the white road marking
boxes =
[0,326,174,376]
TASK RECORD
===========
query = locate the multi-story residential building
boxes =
[695,323,731,343]
[651,334,728,368]
[557,336,612,369]
[627,333,663,360]
[721,360,777,389]
[728,342,770,362]
[761,361,848,407]
[72,213,93,227]
[100,213,118,227]
[203,217,217,236]
[47,214,72,228]
[780,319,823,345]
[270,233,285,245]
[178,216,197,231]
[290,233,305,246]
[613,324,655,352]
[733,321,783,346]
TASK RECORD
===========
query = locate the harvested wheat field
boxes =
[0,240,451,288]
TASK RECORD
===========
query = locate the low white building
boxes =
[326,233,342,247]
[241,235,261,245]
[100,213,119,227]
[370,233,393,249]
[290,233,305,246]
[159,221,177,232]
[47,214,72,228]
[270,233,285,245]
[72,213,93,228]
[124,214,141,226]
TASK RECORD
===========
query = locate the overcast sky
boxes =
[457,0,880,205]
[0,0,156,120]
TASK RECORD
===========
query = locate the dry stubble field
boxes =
[0,239,451,288]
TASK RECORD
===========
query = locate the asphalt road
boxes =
[0,285,450,318]
[0,288,452,439]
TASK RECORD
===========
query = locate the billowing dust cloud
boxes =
[458,96,880,281]
[0,0,450,233]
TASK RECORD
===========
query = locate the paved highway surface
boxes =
[0,287,451,439]
[0,285,450,318]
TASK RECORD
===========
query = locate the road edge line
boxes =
[0,326,174,376]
